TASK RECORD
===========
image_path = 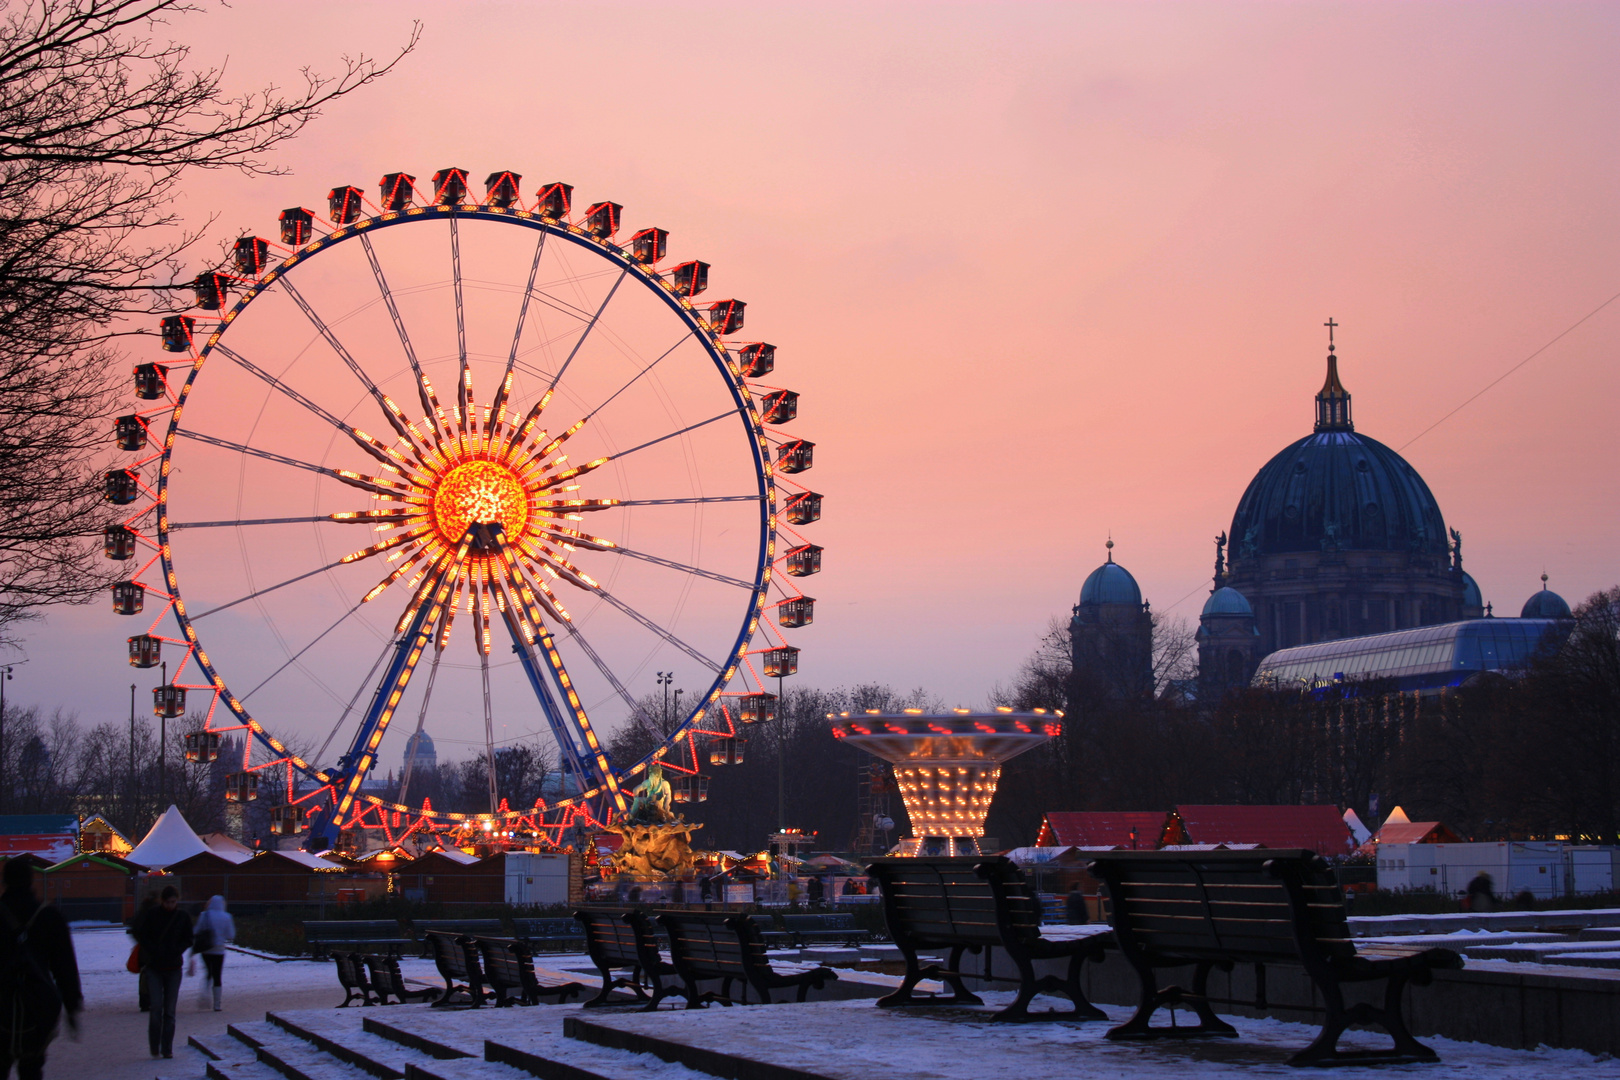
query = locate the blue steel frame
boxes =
[152,203,778,845]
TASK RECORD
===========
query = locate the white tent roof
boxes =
[1343,809,1372,846]
[127,804,210,869]
[267,850,345,871]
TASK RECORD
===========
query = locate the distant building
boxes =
[1069,541,1154,699]
[1071,325,1571,702]
[404,730,437,774]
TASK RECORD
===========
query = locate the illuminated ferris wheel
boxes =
[106,168,820,849]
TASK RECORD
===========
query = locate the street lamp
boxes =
[0,663,13,813]
[656,671,673,731]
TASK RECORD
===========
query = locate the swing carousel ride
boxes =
[106,167,818,855]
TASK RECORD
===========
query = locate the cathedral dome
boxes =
[1201,586,1253,618]
[1461,572,1483,610]
[1228,343,1448,560]
[1079,543,1142,607]
[1520,576,1571,619]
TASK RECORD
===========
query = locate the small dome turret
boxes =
[1079,540,1143,607]
[1520,574,1572,619]
[1201,586,1253,618]
[1461,572,1483,610]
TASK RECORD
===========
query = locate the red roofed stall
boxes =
[1036,811,1179,849]
[1173,804,1353,854]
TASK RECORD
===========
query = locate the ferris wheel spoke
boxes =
[189,555,351,621]
[553,614,661,731]
[603,410,735,466]
[213,344,353,432]
[590,585,723,673]
[169,516,331,530]
[238,600,365,703]
[276,275,412,441]
[490,231,548,428]
[359,233,435,421]
[450,216,471,431]
[592,545,755,589]
[174,429,350,479]
[544,266,630,397]
[609,495,764,507]
[575,332,694,423]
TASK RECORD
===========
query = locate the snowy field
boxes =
[56,923,1620,1080]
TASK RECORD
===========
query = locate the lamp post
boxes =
[159,660,167,807]
[0,663,12,814]
[656,671,673,732]
[129,683,136,822]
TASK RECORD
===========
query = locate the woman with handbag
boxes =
[187,896,233,1012]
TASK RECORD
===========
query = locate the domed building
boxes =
[404,730,437,773]
[1520,575,1571,619]
[1070,541,1155,699]
[1209,330,1469,685]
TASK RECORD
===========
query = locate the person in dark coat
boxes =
[0,859,82,1080]
[133,886,191,1059]
[1065,884,1090,925]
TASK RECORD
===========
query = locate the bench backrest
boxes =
[866,856,1041,948]
[1086,849,1355,965]
[780,913,856,932]
[361,954,408,995]
[305,919,402,940]
[425,930,477,979]
[575,908,657,968]
[514,918,578,939]
[413,918,505,937]
[476,938,530,989]
[333,950,368,989]
[657,911,759,981]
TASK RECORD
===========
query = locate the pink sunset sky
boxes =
[11,2,1618,746]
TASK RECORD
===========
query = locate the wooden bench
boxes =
[332,951,374,1007]
[781,913,871,947]
[423,930,490,1008]
[305,919,411,960]
[360,953,436,1005]
[512,917,584,952]
[575,908,682,1011]
[473,937,586,1007]
[657,910,839,1007]
[1087,849,1464,1066]
[865,856,1109,1022]
[410,918,506,957]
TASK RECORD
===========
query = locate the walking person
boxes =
[188,896,234,1012]
[0,858,82,1080]
[133,886,191,1059]
[129,893,156,1012]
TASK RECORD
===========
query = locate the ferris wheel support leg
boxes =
[305,558,458,851]
[497,603,613,808]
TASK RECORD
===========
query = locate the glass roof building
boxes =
[1252,618,1569,694]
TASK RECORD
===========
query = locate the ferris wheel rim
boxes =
[150,202,784,826]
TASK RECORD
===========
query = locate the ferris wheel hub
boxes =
[433,460,531,547]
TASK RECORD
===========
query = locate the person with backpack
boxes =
[0,859,81,1080]
[188,896,234,1012]
[133,886,191,1059]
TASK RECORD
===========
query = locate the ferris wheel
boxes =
[106,168,820,850]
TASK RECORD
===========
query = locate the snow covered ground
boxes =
[53,923,1620,1080]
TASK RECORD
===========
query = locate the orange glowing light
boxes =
[432,460,530,545]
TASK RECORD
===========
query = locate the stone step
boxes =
[1544,951,1620,969]
[191,1030,258,1064]
[564,1014,822,1080]
[207,1061,287,1080]
[267,1011,414,1080]
[1578,927,1620,941]
[229,1020,376,1080]
[361,1012,480,1060]
[486,1029,716,1080]
[401,1059,551,1080]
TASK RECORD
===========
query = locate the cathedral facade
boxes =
[1069,326,1525,704]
